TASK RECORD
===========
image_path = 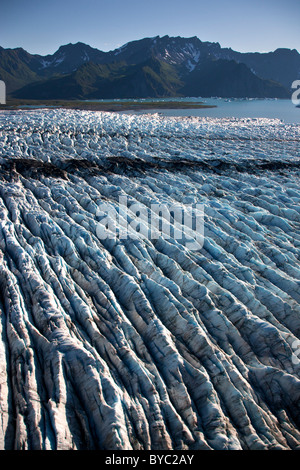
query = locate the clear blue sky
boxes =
[1,0,299,55]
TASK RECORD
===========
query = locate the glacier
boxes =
[0,108,300,450]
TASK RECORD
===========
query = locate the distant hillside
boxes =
[13,58,184,100]
[0,46,41,93]
[181,59,289,99]
[1,36,297,99]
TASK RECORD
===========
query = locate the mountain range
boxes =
[1,35,300,99]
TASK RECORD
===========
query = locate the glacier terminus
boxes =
[0,108,300,450]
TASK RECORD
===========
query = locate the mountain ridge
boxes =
[1,35,299,99]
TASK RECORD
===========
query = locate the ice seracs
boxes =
[0,109,300,450]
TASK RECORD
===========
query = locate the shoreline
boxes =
[0,99,217,112]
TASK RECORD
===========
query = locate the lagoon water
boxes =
[116,97,300,124]
[19,98,299,123]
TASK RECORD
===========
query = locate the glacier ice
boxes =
[0,109,300,450]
